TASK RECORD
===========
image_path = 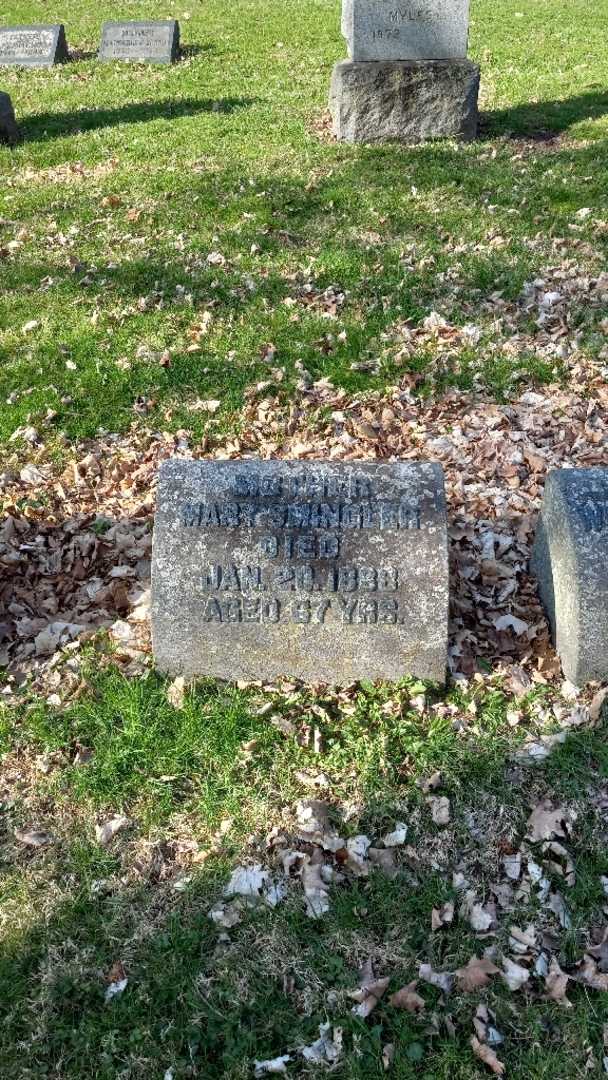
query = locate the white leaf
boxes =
[382,822,408,847]
[105,977,128,1003]
[493,613,529,635]
[95,815,129,846]
[254,1055,291,1076]
[502,957,530,991]
[224,864,270,900]
[301,1024,343,1064]
[419,962,454,994]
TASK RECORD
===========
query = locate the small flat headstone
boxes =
[342,0,470,61]
[0,24,68,67]
[152,459,449,684]
[0,91,19,144]
[532,468,608,685]
[99,20,180,64]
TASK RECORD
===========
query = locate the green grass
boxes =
[1,0,608,448]
[2,669,608,1077]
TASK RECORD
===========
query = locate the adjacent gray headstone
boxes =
[99,20,180,64]
[0,24,68,67]
[532,468,608,685]
[152,460,449,684]
[0,91,19,144]
[342,0,470,61]
[330,59,479,143]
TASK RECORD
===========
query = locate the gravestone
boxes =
[0,91,19,144]
[532,468,608,685]
[330,0,479,142]
[152,459,449,684]
[0,24,68,67]
[342,0,470,61]
[99,20,180,64]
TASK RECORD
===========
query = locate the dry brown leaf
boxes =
[526,801,571,843]
[15,827,55,848]
[541,840,576,886]
[573,955,608,992]
[544,957,571,1006]
[166,676,186,710]
[350,962,390,1018]
[389,980,425,1013]
[382,1043,395,1070]
[456,956,500,992]
[432,901,455,930]
[471,1036,506,1076]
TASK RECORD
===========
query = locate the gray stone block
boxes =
[0,92,19,144]
[532,468,608,685]
[99,20,180,64]
[152,459,449,684]
[342,0,470,62]
[330,59,479,143]
[0,25,68,67]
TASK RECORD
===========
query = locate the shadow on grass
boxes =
[19,96,258,142]
[481,87,608,137]
[1,687,608,1078]
[2,133,608,438]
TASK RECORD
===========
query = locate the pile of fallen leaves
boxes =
[2,356,608,700]
[210,794,608,1077]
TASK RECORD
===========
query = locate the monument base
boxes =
[0,93,20,145]
[329,59,480,144]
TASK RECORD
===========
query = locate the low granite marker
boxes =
[152,460,449,684]
[533,468,608,685]
[0,91,19,144]
[0,24,68,66]
[99,20,180,64]
[330,0,480,142]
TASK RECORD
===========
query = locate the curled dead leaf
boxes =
[95,815,130,846]
[544,957,571,1006]
[350,961,390,1018]
[471,1036,505,1076]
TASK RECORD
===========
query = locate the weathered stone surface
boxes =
[152,460,449,684]
[342,0,470,61]
[532,468,608,685]
[0,91,19,144]
[99,20,180,64]
[0,24,68,67]
[330,59,479,143]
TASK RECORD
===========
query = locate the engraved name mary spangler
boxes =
[178,468,429,628]
[153,460,448,680]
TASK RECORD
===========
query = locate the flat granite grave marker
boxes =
[152,460,449,684]
[0,91,19,144]
[99,20,180,64]
[0,24,68,67]
[532,468,608,685]
[342,0,470,61]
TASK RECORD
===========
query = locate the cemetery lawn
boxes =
[2,0,608,1078]
[1,0,608,445]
